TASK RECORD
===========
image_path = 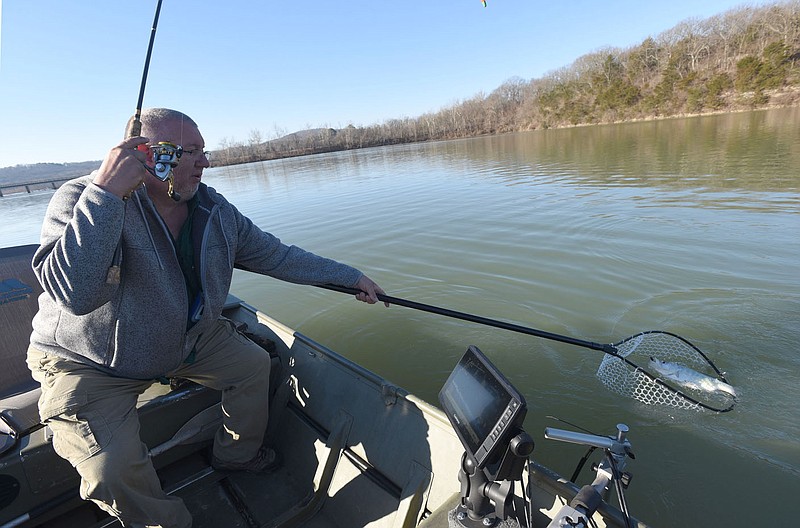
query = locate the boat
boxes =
[1,244,647,528]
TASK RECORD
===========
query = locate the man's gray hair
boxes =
[125,108,197,139]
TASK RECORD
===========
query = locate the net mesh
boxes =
[596,331,735,412]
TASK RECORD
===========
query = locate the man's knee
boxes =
[230,332,272,380]
[76,440,153,494]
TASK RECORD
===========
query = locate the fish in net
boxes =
[596,331,736,412]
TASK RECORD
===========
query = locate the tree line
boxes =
[214,1,800,167]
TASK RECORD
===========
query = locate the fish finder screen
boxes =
[439,345,526,468]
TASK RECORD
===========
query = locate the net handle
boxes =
[318,285,735,413]
[319,284,615,353]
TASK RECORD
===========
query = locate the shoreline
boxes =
[2,103,798,182]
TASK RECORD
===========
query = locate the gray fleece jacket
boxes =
[30,175,363,379]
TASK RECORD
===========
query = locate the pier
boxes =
[0,178,68,197]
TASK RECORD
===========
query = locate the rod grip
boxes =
[128,118,142,139]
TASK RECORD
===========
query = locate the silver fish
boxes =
[649,357,737,398]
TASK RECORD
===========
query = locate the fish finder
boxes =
[439,346,533,526]
[439,345,527,471]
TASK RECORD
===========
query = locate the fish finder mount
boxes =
[454,430,534,527]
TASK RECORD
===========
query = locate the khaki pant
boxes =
[27,318,272,528]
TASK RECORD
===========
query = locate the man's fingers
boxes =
[119,136,150,149]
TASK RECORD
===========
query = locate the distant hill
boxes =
[0,161,101,187]
[213,128,341,166]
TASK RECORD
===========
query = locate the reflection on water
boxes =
[467,107,800,194]
[1,109,798,527]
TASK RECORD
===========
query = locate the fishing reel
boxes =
[135,141,183,201]
[145,141,183,181]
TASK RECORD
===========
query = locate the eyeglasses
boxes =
[181,147,212,161]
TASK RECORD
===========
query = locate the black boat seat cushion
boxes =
[0,388,42,438]
[0,245,45,440]
[0,245,43,399]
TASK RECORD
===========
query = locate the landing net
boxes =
[596,331,736,412]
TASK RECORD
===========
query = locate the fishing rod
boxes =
[128,0,182,200]
[318,284,736,412]
[129,0,163,139]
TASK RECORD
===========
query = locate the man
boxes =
[27,108,386,527]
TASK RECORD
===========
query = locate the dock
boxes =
[0,178,68,197]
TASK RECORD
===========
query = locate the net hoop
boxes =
[596,331,736,413]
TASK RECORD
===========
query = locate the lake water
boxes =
[2,108,798,526]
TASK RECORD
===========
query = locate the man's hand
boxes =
[354,275,389,307]
[93,136,150,199]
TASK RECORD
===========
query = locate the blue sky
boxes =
[0,0,761,167]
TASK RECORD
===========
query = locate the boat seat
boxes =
[0,245,42,401]
[0,245,45,454]
[0,389,41,445]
